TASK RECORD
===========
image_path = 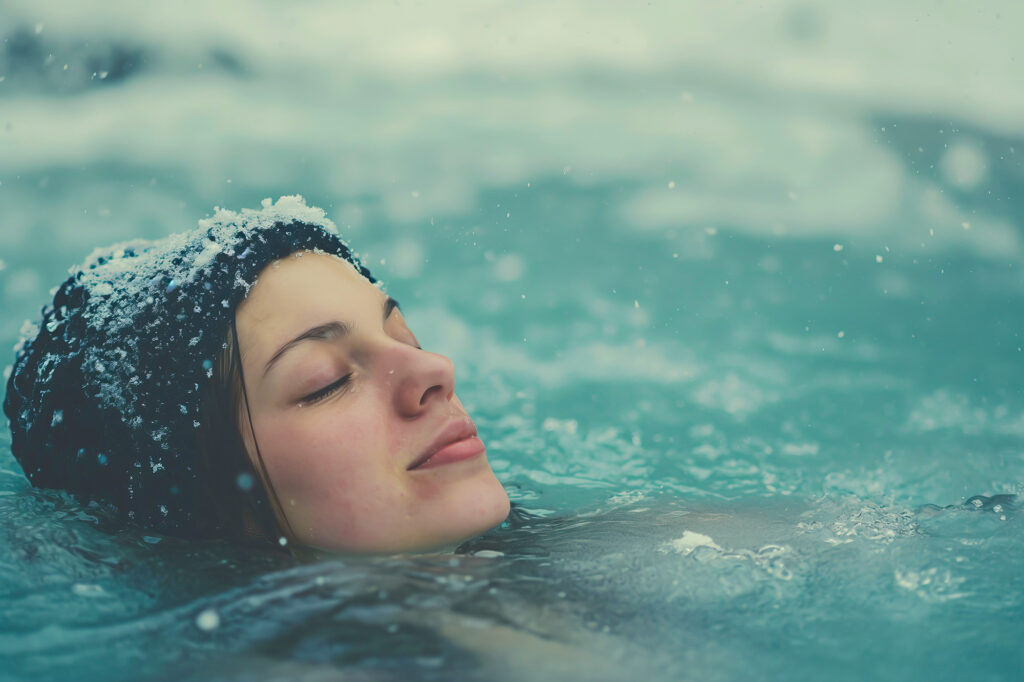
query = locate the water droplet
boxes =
[195,609,220,631]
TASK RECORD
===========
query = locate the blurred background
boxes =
[1,3,1023,679]
[2,0,1022,507]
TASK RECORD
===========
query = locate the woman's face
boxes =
[233,251,510,553]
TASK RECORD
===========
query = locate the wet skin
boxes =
[233,251,510,553]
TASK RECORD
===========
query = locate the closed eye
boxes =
[300,373,353,405]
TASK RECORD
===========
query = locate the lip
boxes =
[407,418,485,471]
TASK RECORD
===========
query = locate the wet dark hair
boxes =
[192,318,287,545]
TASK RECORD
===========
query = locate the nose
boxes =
[391,345,456,418]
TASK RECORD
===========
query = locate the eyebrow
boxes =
[262,296,401,377]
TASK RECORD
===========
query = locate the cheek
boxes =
[252,403,392,502]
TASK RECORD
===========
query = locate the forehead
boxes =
[235,251,383,348]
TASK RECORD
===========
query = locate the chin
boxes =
[307,476,510,555]
[437,476,511,547]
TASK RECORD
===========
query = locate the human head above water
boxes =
[3,196,510,553]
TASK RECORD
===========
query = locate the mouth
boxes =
[407,417,486,471]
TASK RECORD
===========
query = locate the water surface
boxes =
[1,2,1022,680]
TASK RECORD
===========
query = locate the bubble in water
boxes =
[278,536,288,547]
[236,472,254,491]
[195,608,220,631]
[202,359,213,371]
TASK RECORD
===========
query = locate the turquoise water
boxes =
[2,2,1023,680]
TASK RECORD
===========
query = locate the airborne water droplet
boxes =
[195,609,220,631]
